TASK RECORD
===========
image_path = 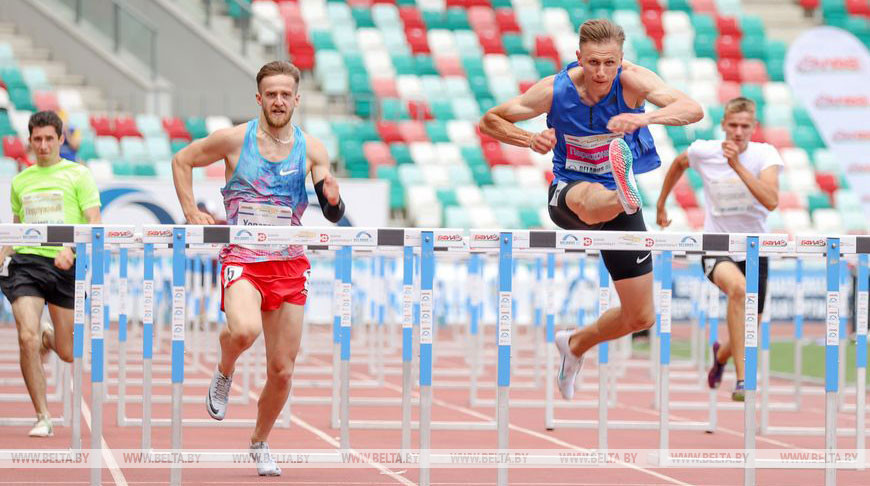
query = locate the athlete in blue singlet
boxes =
[172,61,346,475]
[480,19,703,401]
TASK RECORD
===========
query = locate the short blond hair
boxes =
[724,97,756,117]
[579,18,625,49]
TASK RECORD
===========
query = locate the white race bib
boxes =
[563,133,623,175]
[21,191,64,224]
[707,177,754,216]
[236,202,293,250]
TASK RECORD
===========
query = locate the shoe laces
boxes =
[213,373,232,403]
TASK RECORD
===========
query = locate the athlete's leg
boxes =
[45,305,74,363]
[710,261,749,381]
[219,280,264,377]
[564,181,624,225]
[567,271,655,357]
[251,301,304,443]
[12,296,49,417]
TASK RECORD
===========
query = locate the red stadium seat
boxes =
[397,121,428,143]
[716,59,742,83]
[376,121,403,144]
[435,56,464,77]
[751,124,765,143]
[846,0,870,16]
[399,7,425,30]
[502,144,531,166]
[716,16,742,38]
[641,10,664,37]
[406,28,431,55]
[34,91,60,112]
[639,0,663,12]
[468,6,497,32]
[519,81,535,94]
[114,116,142,138]
[690,0,718,15]
[2,136,30,165]
[815,172,838,195]
[477,28,505,54]
[494,8,521,33]
[372,78,399,98]
[715,35,743,60]
[482,140,507,166]
[363,141,394,166]
[534,36,561,68]
[407,100,433,121]
[90,115,114,137]
[544,169,554,185]
[778,192,804,210]
[445,0,469,7]
[763,127,793,149]
[675,186,698,209]
[799,0,820,11]
[717,81,742,103]
[162,117,191,141]
[739,59,769,83]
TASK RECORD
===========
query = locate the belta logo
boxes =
[472,233,499,241]
[437,234,464,241]
[799,238,826,247]
[762,238,788,248]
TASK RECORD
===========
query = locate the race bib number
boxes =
[21,191,64,224]
[223,265,243,287]
[236,202,293,250]
[563,133,622,175]
[708,177,754,216]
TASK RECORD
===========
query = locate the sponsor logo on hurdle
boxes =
[439,234,465,242]
[107,229,134,239]
[234,229,254,243]
[644,237,655,248]
[353,231,373,244]
[257,233,267,242]
[583,237,593,247]
[761,238,788,249]
[22,228,42,241]
[145,229,172,238]
[679,236,699,249]
[799,238,826,248]
[320,233,330,243]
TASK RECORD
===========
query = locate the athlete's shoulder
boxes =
[687,139,721,158]
[747,141,784,162]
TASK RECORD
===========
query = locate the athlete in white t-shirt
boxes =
[655,97,783,401]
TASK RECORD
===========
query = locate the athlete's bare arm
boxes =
[479,76,557,153]
[306,133,340,206]
[608,62,704,133]
[171,125,246,224]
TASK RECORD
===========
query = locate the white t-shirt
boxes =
[687,140,784,234]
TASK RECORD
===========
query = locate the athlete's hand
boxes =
[322,172,341,205]
[722,141,741,168]
[54,247,75,271]
[185,209,215,225]
[607,113,649,134]
[656,203,671,229]
[529,128,556,154]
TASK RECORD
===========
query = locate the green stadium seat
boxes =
[185,117,208,139]
[390,144,413,165]
[425,120,450,142]
[351,8,375,28]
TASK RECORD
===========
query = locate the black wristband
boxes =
[314,179,345,223]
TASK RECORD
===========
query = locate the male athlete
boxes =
[172,61,345,475]
[1,111,101,436]
[657,97,782,401]
[480,18,703,400]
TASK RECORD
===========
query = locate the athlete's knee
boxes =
[18,329,40,353]
[55,339,74,363]
[225,325,259,350]
[623,305,655,332]
[266,358,295,389]
[725,281,746,303]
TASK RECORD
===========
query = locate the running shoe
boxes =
[206,367,232,420]
[250,441,282,476]
[732,380,745,402]
[555,330,584,400]
[609,138,642,215]
[28,416,53,437]
[707,341,725,389]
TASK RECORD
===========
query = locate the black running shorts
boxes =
[548,180,653,281]
[701,256,769,314]
[0,253,76,309]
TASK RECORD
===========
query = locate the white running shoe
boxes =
[609,138,642,215]
[555,330,584,400]
[250,441,282,476]
[206,367,232,420]
[28,416,53,437]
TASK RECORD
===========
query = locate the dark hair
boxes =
[256,61,301,92]
[28,111,64,137]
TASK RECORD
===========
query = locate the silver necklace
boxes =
[260,126,292,144]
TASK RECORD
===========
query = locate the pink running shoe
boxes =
[609,138,642,215]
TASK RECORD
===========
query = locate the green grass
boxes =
[632,338,869,384]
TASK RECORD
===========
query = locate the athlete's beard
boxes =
[263,106,293,129]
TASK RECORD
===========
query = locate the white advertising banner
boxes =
[785,27,870,216]
[0,177,388,227]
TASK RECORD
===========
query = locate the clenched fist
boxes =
[529,128,556,154]
[607,113,649,134]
